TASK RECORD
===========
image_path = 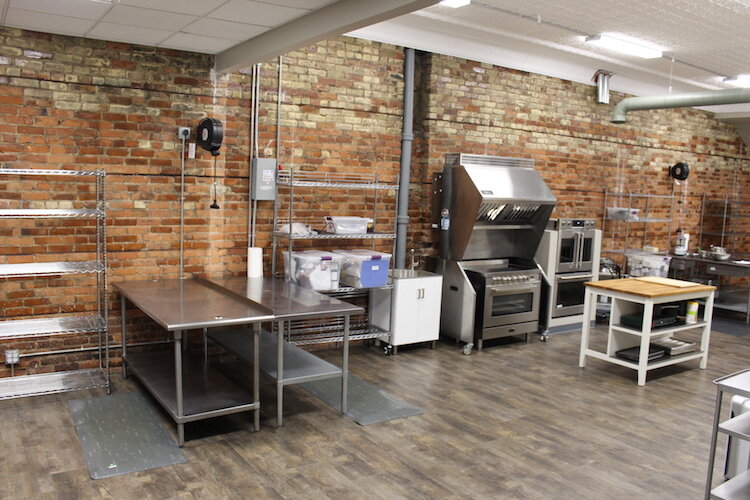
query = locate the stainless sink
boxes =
[390,269,438,279]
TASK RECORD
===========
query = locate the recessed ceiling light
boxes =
[585,33,663,59]
[89,0,120,4]
[723,75,750,88]
[439,0,471,8]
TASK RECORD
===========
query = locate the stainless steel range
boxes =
[434,154,556,353]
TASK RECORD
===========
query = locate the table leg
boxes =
[175,330,184,446]
[121,297,128,379]
[342,314,349,415]
[705,387,724,499]
[276,320,284,428]
[638,301,654,386]
[253,323,260,432]
[202,327,208,364]
[700,291,715,369]
[578,288,594,368]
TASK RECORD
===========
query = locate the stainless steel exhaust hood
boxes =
[438,154,556,261]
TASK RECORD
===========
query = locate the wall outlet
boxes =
[4,350,19,365]
[177,127,190,139]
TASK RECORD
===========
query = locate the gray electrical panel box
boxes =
[250,157,277,201]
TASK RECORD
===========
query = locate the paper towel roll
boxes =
[247,247,263,278]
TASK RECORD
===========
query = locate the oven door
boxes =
[483,281,540,327]
[556,230,595,273]
[551,272,594,318]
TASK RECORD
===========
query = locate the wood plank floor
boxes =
[0,326,748,499]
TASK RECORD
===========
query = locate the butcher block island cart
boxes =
[578,277,716,386]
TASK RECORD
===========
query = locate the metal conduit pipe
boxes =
[612,87,750,123]
[395,47,415,269]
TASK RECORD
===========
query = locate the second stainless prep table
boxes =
[203,276,364,427]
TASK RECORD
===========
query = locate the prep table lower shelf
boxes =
[209,328,342,384]
[126,350,258,423]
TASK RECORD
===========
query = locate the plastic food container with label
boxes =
[324,216,372,235]
[332,249,391,288]
[283,250,342,290]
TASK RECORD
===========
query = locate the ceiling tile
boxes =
[5,8,95,36]
[182,18,267,41]
[118,0,228,17]
[261,0,336,8]
[101,4,197,31]
[208,0,307,27]
[87,21,172,45]
[160,32,238,53]
[9,0,111,20]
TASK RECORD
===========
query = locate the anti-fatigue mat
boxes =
[68,391,186,479]
[300,375,422,425]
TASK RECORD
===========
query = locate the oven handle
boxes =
[577,232,584,269]
[556,273,594,281]
[487,283,540,294]
[573,232,581,270]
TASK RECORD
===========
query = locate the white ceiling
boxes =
[1,0,750,114]
[0,0,338,53]
[352,0,750,113]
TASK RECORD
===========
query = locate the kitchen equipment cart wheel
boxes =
[383,345,394,356]
[540,330,549,342]
[462,343,473,355]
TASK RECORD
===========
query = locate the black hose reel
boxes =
[669,162,690,181]
[196,118,224,209]
[196,118,223,156]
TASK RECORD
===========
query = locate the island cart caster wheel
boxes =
[462,343,473,355]
[384,345,393,356]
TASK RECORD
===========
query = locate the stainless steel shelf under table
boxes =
[114,278,274,446]
[203,276,364,427]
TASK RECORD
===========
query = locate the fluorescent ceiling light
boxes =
[585,33,663,59]
[723,75,750,88]
[439,0,471,7]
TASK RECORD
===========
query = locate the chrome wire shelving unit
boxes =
[601,190,675,267]
[0,168,110,399]
[271,169,398,347]
[699,195,750,257]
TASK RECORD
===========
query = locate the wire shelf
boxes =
[0,209,104,219]
[274,231,396,240]
[0,168,103,176]
[0,369,108,400]
[0,261,105,278]
[277,170,398,190]
[0,315,106,340]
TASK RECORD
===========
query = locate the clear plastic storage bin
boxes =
[283,250,342,290]
[324,216,371,235]
[333,249,391,288]
[627,253,671,277]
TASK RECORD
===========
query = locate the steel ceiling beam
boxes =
[214,0,439,74]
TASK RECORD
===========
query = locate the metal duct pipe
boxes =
[612,88,750,123]
[594,70,612,104]
[395,47,415,269]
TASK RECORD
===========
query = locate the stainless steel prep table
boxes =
[203,276,364,427]
[114,278,274,446]
[669,255,750,323]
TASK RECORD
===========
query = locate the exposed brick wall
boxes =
[0,29,748,376]
[412,53,750,266]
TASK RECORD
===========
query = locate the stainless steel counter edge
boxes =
[670,254,750,269]
[113,278,275,331]
[199,276,364,320]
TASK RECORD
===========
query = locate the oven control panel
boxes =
[490,274,539,284]
[556,218,595,229]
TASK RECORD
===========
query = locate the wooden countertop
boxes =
[585,277,716,298]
